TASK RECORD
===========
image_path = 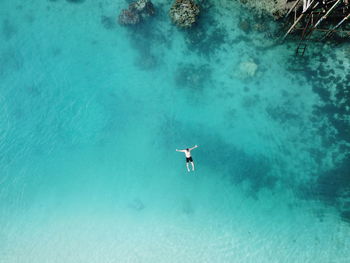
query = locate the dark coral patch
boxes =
[182,2,227,57]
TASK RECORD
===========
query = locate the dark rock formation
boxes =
[169,0,200,28]
[118,0,155,26]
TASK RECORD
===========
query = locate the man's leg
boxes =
[186,162,190,172]
[191,161,195,171]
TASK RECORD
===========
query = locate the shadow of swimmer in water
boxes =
[176,145,199,172]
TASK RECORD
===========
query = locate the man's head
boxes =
[186,148,189,151]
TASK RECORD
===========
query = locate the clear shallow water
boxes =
[1,0,350,262]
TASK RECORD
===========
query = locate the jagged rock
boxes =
[118,0,155,26]
[169,0,200,28]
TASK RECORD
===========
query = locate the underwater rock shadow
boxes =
[128,30,162,71]
[157,0,226,58]
[182,5,228,58]
[122,9,171,71]
[197,133,275,197]
[297,156,350,224]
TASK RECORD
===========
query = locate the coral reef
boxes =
[239,0,298,19]
[118,9,140,25]
[169,0,200,28]
[185,26,227,56]
[118,0,155,26]
[295,44,350,145]
[183,2,227,57]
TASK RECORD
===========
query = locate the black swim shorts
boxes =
[186,157,193,163]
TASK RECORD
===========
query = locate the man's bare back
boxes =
[176,145,198,172]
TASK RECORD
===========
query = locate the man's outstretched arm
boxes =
[176,149,186,152]
[189,145,198,151]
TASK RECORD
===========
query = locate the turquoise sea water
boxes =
[1,0,350,262]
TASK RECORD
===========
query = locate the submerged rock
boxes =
[169,0,200,28]
[235,59,259,80]
[118,0,155,26]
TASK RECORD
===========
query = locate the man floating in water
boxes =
[176,145,198,172]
